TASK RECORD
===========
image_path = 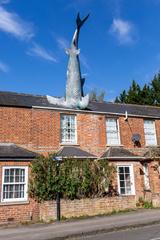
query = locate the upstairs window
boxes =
[106,118,120,145]
[2,167,28,202]
[144,120,157,146]
[61,115,77,144]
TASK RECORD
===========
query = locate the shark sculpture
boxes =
[47,13,90,109]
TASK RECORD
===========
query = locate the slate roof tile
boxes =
[0,143,38,159]
[57,146,96,158]
[0,91,160,118]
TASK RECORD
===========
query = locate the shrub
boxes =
[29,155,115,201]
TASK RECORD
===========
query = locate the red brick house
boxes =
[1,13,160,224]
[0,91,160,223]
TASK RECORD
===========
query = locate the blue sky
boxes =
[0,0,160,101]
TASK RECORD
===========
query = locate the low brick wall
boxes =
[40,196,136,222]
[152,193,160,207]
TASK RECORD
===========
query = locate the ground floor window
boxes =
[117,165,135,195]
[1,166,28,202]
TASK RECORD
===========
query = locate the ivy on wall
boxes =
[29,155,115,202]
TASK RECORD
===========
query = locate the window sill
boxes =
[106,144,124,147]
[145,145,159,147]
[144,189,151,192]
[0,200,29,206]
[119,194,135,197]
[60,143,80,146]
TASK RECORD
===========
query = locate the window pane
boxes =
[126,188,131,195]
[119,174,124,180]
[120,188,125,195]
[120,181,125,188]
[119,167,124,174]
[125,167,130,173]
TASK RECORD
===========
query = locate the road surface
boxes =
[73,223,160,240]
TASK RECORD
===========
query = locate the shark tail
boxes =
[76,13,90,30]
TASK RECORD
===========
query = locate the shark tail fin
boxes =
[76,13,90,29]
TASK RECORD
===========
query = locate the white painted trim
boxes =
[117,118,121,145]
[1,166,28,203]
[32,106,160,119]
[117,164,135,196]
[153,120,157,145]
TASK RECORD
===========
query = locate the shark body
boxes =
[47,13,90,109]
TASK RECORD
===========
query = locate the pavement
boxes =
[1,209,160,240]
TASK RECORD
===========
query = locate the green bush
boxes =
[136,197,153,209]
[29,155,115,201]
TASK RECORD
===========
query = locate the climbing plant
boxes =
[29,155,115,202]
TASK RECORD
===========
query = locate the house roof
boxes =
[0,143,38,159]
[144,146,160,159]
[0,91,160,118]
[57,146,96,158]
[101,147,144,160]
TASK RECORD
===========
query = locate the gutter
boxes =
[32,105,160,119]
[0,157,36,161]
[98,156,145,160]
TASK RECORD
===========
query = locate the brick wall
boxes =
[0,106,159,158]
[0,106,160,156]
[40,196,136,222]
[0,199,39,225]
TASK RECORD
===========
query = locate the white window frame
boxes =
[60,114,77,144]
[143,163,150,191]
[106,118,121,146]
[144,120,157,146]
[117,164,135,196]
[1,166,28,203]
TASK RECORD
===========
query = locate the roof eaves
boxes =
[99,156,145,160]
[32,105,160,119]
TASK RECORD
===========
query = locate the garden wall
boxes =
[40,196,136,222]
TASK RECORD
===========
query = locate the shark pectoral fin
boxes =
[66,48,80,55]
[78,94,90,109]
[65,49,70,55]
[47,95,65,106]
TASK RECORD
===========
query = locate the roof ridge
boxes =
[90,100,160,109]
[0,90,47,98]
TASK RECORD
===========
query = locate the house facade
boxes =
[0,91,160,223]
